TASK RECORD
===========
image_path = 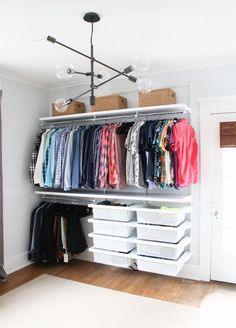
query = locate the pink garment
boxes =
[171,119,198,187]
[108,124,120,187]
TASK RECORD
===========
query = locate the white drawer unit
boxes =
[88,204,136,222]
[135,206,191,227]
[136,236,190,260]
[89,247,135,268]
[88,218,136,237]
[87,197,192,276]
[136,251,191,276]
[136,221,191,243]
[89,233,135,253]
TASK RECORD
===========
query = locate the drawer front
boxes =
[136,226,185,243]
[93,222,135,237]
[136,252,190,276]
[136,243,184,260]
[137,211,185,226]
[93,207,136,222]
[93,252,132,268]
[92,236,135,253]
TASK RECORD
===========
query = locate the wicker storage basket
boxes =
[91,95,127,112]
[52,101,85,116]
[139,88,176,107]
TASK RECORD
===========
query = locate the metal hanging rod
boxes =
[41,195,92,206]
[40,110,189,128]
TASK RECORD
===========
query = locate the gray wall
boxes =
[0,75,49,273]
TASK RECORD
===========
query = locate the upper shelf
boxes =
[39,103,191,123]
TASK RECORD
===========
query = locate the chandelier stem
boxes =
[90,23,95,105]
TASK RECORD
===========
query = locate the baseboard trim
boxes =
[4,252,31,274]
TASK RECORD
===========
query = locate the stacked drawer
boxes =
[135,206,191,276]
[88,204,136,268]
[88,203,191,276]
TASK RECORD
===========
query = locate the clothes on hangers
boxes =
[31,123,128,190]
[170,118,198,187]
[29,130,45,184]
[28,202,89,263]
[30,118,198,190]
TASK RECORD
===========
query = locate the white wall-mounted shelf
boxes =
[35,190,191,203]
[39,103,191,124]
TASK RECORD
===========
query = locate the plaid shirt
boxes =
[94,128,103,189]
[29,130,44,184]
[98,126,110,189]
[108,124,120,187]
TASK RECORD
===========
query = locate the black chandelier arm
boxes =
[94,60,136,83]
[74,71,90,76]
[66,68,135,105]
[47,37,91,60]
[73,71,102,78]
[95,72,125,88]
[95,68,137,88]
[47,36,136,81]
[65,73,121,105]
[66,88,92,104]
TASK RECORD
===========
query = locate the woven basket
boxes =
[139,88,176,107]
[52,101,85,116]
[91,95,127,112]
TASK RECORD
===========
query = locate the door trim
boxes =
[199,95,236,281]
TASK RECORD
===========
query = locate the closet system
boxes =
[32,104,195,277]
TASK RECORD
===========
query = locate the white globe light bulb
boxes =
[54,98,68,113]
[137,78,152,93]
[56,64,75,80]
[133,55,151,72]
[28,24,47,41]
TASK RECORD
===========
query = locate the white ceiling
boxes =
[1,0,236,88]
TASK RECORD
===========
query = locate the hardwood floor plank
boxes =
[1,260,236,308]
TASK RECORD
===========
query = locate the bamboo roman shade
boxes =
[220,122,236,147]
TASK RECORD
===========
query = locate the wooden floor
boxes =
[1,260,236,307]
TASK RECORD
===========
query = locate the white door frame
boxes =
[199,95,236,281]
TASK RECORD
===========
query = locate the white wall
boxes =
[0,75,49,273]
[49,64,236,280]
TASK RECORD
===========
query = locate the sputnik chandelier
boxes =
[30,12,152,112]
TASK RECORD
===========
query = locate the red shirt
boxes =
[171,119,198,187]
